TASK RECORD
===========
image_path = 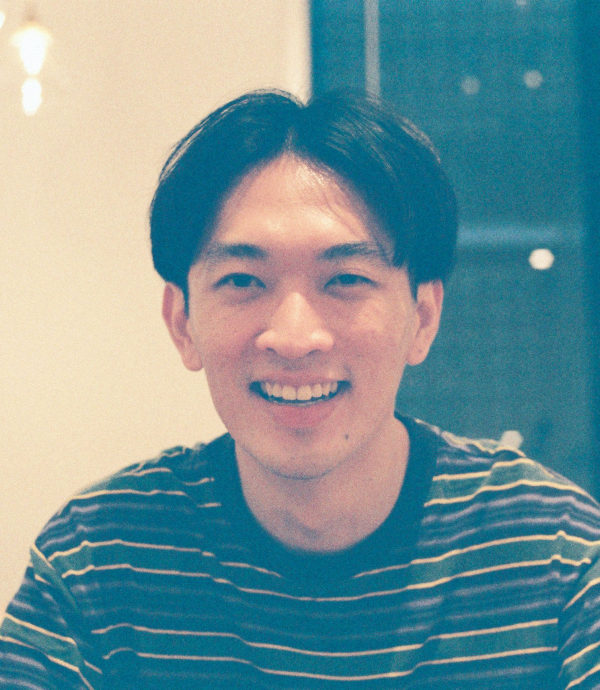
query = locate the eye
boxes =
[214,273,265,289]
[326,273,374,288]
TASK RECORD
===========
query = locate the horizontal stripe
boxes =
[425,479,590,507]
[353,530,600,579]
[71,488,191,500]
[432,457,551,481]
[48,539,216,562]
[92,617,557,656]
[60,554,589,601]
[3,423,599,686]
[219,561,283,577]
[100,645,556,681]
[98,627,421,657]
[120,466,173,477]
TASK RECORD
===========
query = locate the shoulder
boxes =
[415,418,600,541]
[34,435,233,565]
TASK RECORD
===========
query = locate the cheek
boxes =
[345,300,415,350]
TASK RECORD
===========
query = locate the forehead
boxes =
[203,155,392,257]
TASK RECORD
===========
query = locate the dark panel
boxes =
[577,0,600,497]
[311,0,597,496]
[396,244,594,494]
[310,0,365,94]
[379,0,584,229]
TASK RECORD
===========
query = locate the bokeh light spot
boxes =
[461,76,480,96]
[22,78,42,116]
[529,248,555,270]
[524,70,543,89]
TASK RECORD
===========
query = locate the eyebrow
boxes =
[203,241,392,266]
[203,243,268,264]
[319,242,392,264]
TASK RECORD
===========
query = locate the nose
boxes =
[255,291,334,359]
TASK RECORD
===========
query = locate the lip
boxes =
[251,381,347,429]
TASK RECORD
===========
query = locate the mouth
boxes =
[251,380,346,405]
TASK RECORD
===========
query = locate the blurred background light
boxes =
[529,248,555,270]
[461,75,480,95]
[524,69,543,89]
[499,430,524,449]
[21,77,42,116]
[11,19,52,76]
[0,10,6,29]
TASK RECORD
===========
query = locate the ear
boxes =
[406,280,444,366]
[162,283,203,371]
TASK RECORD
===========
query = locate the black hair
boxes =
[150,89,458,297]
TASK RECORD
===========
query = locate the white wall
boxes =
[0,0,310,614]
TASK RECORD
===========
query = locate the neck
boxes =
[235,418,410,553]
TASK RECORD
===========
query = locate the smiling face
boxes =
[163,155,443,481]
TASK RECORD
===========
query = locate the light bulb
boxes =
[12,20,52,76]
[22,78,42,116]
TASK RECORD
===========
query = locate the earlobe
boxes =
[162,283,203,372]
[406,280,444,366]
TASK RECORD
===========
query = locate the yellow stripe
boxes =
[4,612,79,646]
[49,539,281,578]
[101,645,554,681]
[62,556,586,602]
[0,634,96,689]
[422,645,556,667]
[33,573,51,585]
[120,466,172,477]
[31,542,53,567]
[92,618,556,656]
[95,624,422,656]
[564,576,600,609]
[433,618,557,641]
[425,479,590,507]
[440,432,527,456]
[44,654,96,690]
[432,457,553,481]
[219,561,283,577]
[397,557,590,598]
[72,488,189,500]
[47,538,216,562]
[562,639,600,667]
[354,530,599,579]
[181,477,214,486]
[565,661,600,689]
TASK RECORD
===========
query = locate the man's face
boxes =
[164,155,442,480]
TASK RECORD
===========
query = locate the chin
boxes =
[248,446,342,482]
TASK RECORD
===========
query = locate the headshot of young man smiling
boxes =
[163,151,443,553]
[2,89,600,690]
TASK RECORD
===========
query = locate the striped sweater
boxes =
[1,416,600,689]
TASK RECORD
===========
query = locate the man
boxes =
[1,90,599,689]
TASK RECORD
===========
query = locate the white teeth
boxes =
[297,385,312,401]
[282,385,297,401]
[259,380,341,402]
